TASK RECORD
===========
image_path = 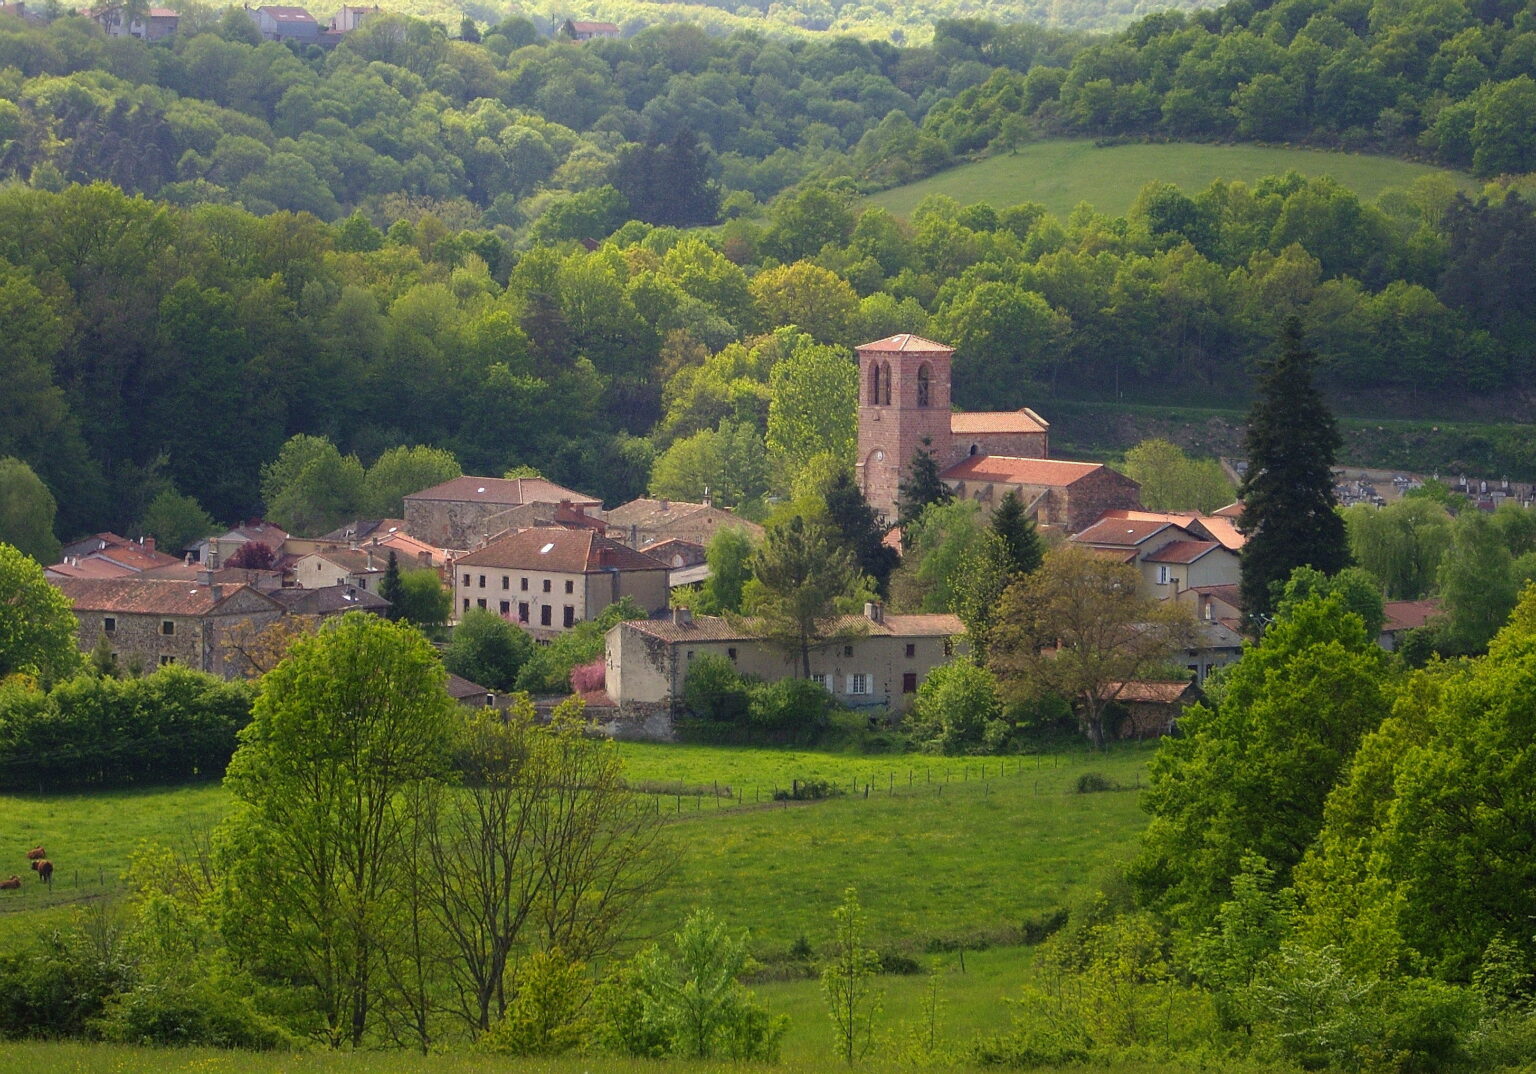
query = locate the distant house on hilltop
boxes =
[88,3,180,39]
[403,476,602,551]
[247,4,320,42]
[558,18,619,39]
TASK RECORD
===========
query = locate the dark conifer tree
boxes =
[1238,317,1349,629]
[991,490,1043,576]
[825,469,899,597]
[378,549,403,620]
[896,437,953,549]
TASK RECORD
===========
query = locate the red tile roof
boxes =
[47,558,133,579]
[1143,540,1222,565]
[54,577,270,615]
[856,334,954,353]
[1212,501,1244,518]
[1073,517,1177,547]
[1382,599,1441,632]
[619,610,963,644]
[455,528,667,573]
[942,455,1110,487]
[1100,680,1197,704]
[405,476,600,507]
[950,408,1049,435]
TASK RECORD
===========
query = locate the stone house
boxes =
[944,456,1141,534]
[48,533,181,581]
[267,583,390,619]
[559,18,620,39]
[289,548,387,591]
[55,577,285,678]
[192,520,289,568]
[451,528,669,638]
[248,4,320,42]
[1101,680,1201,739]
[89,3,180,38]
[404,476,602,550]
[605,498,764,549]
[604,603,964,716]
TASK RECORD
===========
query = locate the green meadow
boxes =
[866,138,1470,219]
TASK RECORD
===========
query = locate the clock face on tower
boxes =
[873,450,885,461]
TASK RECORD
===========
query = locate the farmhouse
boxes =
[854,334,1138,530]
[605,602,963,716]
[55,576,285,677]
[605,497,764,548]
[452,527,669,637]
[1070,511,1242,599]
[559,18,619,39]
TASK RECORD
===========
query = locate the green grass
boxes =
[866,138,1471,219]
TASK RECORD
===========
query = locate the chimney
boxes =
[210,583,223,601]
[198,568,215,586]
[702,486,712,508]
[864,601,884,623]
[672,606,693,626]
[659,498,669,512]
[142,536,155,553]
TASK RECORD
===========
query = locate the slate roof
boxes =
[54,577,266,615]
[405,476,600,507]
[267,585,389,615]
[942,455,1112,487]
[317,518,407,543]
[455,528,668,573]
[856,334,954,353]
[950,408,1049,435]
[259,5,318,22]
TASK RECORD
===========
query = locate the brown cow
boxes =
[0,875,20,890]
[30,859,51,886]
[25,846,45,861]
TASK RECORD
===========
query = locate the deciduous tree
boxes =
[747,515,861,678]
[0,541,78,683]
[0,457,60,564]
[990,545,1194,749]
[443,608,534,691]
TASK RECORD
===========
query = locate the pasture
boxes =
[865,138,1470,219]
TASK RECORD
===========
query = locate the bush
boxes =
[682,655,752,724]
[907,660,1010,755]
[772,777,841,801]
[748,678,835,743]
[443,607,534,691]
[1074,772,1116,793]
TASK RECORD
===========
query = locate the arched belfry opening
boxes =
[916,363,931,407]
[868,361,881,405]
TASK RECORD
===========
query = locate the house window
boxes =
[520,577,529,591]
[358,579,366,589]
[1157,565,1170,585]
[843,645,854,657]
[905,643,915,658]
[463,573,470,586]
[159,655,176,666]
[563,606,575,628]
[902,672,918,694]
[811,673,831,690]
[160,620,176,636]
[500,601,510,615]
[518,602,529,622]
[543,579,552,593]
[479,574,487,588]
[564,580,574,594]
[686,650,694,661]
[727,647,737,660]
[540,606,552,627]
[943,639,953,656]
[847,673,870,695]
[103,617,116,633]
[463,598,470,611]
[502,577,510,590]
[477,599,487,609]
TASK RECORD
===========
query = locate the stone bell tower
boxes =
[854,334,954,521]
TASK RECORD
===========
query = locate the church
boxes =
[854,334,1141,533]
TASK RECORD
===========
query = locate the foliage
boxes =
[478,949,591,1057]
[1344,499,1453,602]
[746,514,862,679]
[392,568,451,627]
[136,489,215,558]
[823,886,882,1066]
[362,445,461,519]
[990,545,1195,749]
[895,438,953,544]
[1275,565,1386,640]
[217,612,456,1047]
[0,541,80,684]
[1134,592,1394,934]
[906,659,1008,755]
[613,908,785,1061]
[746,678,836,743]
[1434,510,1519,655]
[1120,439,1234,514]
[1239,318,1348,628]
[889,500,988,614]
[0,667,252,791]
[764,335,858,490]
[443,608,534,691]
[990,491,1044,578]
[682,654,753,725]
[693,527,755,615]
[513,598,647,695]
[824,469,899,599]
[0,457,60,564]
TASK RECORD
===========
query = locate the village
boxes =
[36,334,1447,741]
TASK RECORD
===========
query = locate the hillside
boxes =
[866,139,1470,220]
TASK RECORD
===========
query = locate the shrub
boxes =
[749,677,834,742]
[682,655,752,724]
[907,660,1009,754]
[1075,772,1116,793]
[772,777,841,801]
[443,607,534,691]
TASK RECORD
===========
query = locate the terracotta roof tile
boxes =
[54,577,270,616]
[950,408,1049,435]
[405,476,600,507]
[1382,599,1441,632]
[1073,517,1177,547]
[1143,540,1222,565]
[942,455,1110,487]
[456,528,668,573]
[1101,680,1197,704]
[856,334,954,353]
[618,610,963,644]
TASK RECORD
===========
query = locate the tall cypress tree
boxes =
[825,469,899,597]
[378,550,403,621]
[896,437,953,549]
[1238,318,1349,628]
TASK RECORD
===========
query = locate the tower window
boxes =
[881,361,891,404]
[869,361,881,405]
[916,364,931,407]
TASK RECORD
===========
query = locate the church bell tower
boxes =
[854,334,954,521]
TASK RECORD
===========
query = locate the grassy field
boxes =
[0,743,1152,952]
[866,138,1470,219]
